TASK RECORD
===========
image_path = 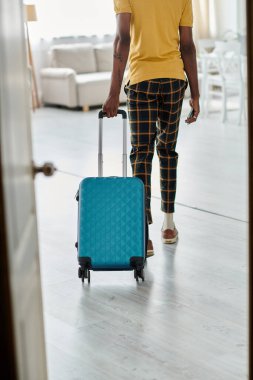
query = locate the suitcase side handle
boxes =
[98,109,127,177]
[98,109,127,119]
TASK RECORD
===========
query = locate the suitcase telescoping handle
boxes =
[98,109,128,177]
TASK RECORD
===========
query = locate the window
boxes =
[30,0,116,37]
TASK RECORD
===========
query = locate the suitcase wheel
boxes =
[134,268,144,282]
[75,190,79,201]
[78,267,90,284]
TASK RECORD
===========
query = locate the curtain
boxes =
[192,0,212,41]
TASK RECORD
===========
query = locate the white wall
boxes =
[210,0,246,38]
[238,0,247,34]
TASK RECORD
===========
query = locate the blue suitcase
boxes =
[75,110,146,284]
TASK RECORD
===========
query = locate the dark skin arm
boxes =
[103,13,131,117]
[179,26,200,124]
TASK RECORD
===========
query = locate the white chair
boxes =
[197,39,219,113]
[204,41,245,124]
[221,29,240,42]
[198,39,216,55]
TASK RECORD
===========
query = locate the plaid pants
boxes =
[125,78,186,224]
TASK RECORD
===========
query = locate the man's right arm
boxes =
[179,26,200,123]
[103,13,131,118]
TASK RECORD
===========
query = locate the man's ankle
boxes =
[163,212,175,230]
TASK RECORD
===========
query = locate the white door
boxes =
[0,1,48,379]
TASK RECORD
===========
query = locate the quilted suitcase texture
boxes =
[75,110,146,283]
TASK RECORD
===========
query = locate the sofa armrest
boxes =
[40,68,78,107]
[41,67,76,78]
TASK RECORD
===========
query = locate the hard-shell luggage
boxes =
[75,110,146,284]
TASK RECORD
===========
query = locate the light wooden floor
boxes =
[32,102,248,380]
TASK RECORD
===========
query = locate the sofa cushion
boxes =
[76,71,111,84]
[50,43,96,74]
[94,43,113,72]
[76,71,127,107]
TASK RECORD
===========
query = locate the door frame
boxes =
[0,166,17,379]
[0,0,47,378]
[247,0,253,378]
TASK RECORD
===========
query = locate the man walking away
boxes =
[103,0,200,257]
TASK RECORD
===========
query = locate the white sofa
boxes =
[40,42,127,110]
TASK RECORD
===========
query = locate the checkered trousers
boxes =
[125,78,186,224]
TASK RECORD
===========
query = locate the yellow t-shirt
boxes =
[113,0,193,85]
